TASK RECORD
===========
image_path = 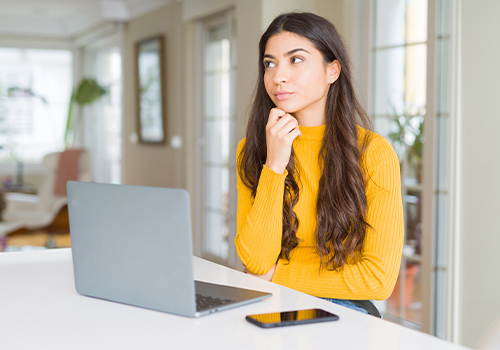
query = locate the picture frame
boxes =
[135,35,166,144]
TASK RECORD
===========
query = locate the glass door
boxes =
[371,0,454,338]
[197,11,237,266]
[371,0,428,328]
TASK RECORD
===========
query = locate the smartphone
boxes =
[246,309,339,328]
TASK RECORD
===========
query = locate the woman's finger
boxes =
[276,119,299,138]
[269,114,297,136]
[267,108,286,127]
[284,128,302,143]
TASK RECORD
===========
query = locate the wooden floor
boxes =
[7,231,71,249]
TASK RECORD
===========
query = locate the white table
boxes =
[0,249,469,350]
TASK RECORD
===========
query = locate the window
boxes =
[371,0,428,328]
[371,0,455,338]
[432,0,453,338]
[82,43,122,184]
[196,11,237,266]
[0,48,72,163]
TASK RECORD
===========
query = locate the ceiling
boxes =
[0,0,176,38]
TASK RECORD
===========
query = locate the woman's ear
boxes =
[327,60,341,84]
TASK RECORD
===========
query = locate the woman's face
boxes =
[263,31,340,126]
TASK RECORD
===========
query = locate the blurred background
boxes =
[0,1,498,349]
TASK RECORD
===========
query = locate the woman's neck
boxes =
[290,97,327,126]
[294,114,326,126]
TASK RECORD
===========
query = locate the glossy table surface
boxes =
[0,249,470,350]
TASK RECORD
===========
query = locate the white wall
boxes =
[459,1,500,347]
[121,2,185,188]
[261,0,315,31]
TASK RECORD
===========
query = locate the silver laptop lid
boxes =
[67,181,197,317]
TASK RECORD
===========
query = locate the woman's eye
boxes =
[291,56,304,64]
[264,61,276,68]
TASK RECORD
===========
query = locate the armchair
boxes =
[0,150,91,237]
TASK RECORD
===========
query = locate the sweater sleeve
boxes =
[271,135,404,300]
[235,138,288,274]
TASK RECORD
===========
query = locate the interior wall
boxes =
[121,1,185,188]
[261,0,315,31]
[234,0,263,141]
[315,0,371,110]
[459,1,500,347]
[182,0,234,21]
[317,0,344,38]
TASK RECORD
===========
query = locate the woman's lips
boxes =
[274,92,294,101]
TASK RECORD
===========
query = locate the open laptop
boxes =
[67,181,271,317]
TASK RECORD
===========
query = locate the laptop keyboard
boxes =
[196,294,236,311]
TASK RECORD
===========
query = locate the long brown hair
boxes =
[238,12,373,271]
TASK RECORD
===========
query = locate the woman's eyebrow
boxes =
[285,48,310,56]
[263,48,310,60]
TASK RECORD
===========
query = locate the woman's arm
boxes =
[235,108,301,276]
[235,138,287,275]
[271,136,404,300]
[244,264,276,281]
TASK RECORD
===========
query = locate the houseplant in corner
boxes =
[64,77,107,148]
[387,103,425,310]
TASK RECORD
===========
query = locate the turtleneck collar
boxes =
[297,124,326,141]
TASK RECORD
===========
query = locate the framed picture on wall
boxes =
[135,35,166,144]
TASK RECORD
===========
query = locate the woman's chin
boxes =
[273,101,298,114]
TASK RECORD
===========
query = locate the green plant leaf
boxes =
[74,78,107,105]
[64,77,107,147]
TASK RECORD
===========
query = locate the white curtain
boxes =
[80,33,122,184]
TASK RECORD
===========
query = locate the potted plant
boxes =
[388,104,425,183]
[387,104,425,310]
[64,77,107,148]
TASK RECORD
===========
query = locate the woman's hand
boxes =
[265,108,302,174]
[244,264,277,282]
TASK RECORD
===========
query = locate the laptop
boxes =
[67,181,271,317]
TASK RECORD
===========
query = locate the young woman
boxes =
[235,12,404,316]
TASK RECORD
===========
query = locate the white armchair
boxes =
[0,150,91,237]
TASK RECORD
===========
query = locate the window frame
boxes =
[194,9,238,268]
[366,0,458,339]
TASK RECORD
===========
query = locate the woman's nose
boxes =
[273,65,289,84]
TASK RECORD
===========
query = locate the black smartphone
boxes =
[246,309,339,328]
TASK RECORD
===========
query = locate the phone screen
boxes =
[246,309,339,328]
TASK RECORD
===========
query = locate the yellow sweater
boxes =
[235,124,404,300]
